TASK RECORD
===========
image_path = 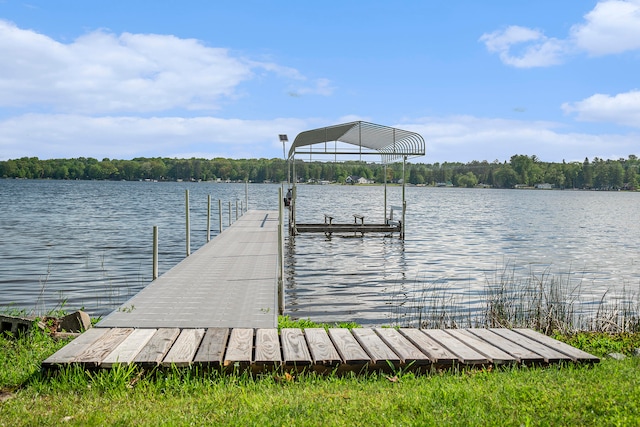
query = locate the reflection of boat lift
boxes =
[284,121,425,239]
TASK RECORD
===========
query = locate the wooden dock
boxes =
[42,327,599,372]
[96,210,280,329]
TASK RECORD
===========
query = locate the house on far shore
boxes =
[346,175,374,185]
[535,183,553,189]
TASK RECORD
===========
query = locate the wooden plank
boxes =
[467,328,545,364]
[102,328,157,367]
[73,328,134,367]
[446,329,516,364]
[423,329,489,365]
[254,329,282,365]
[305,328,341,366]
[194,328,229,365]
[224,328,254,367]
[281,328,312,365]
[399,329,457,365]
[489,328,570,363]
[352,328,400,365]
[42,328,108,368]
[513,329,600,363]
[328,328,370,365]
[134,328,180,366]
[375,328,431,366]
[162,329,205,367]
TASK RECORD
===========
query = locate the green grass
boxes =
[277,315,359,330]
[1,328,640,426]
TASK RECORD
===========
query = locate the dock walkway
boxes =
[97,210,280,329]
[42,327,599,371]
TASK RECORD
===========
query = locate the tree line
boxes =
[1,154,638,190]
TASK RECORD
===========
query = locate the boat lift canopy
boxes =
[287,121,425,164]
[286,121,426,239]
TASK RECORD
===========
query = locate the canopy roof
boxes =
[287,121,425,164]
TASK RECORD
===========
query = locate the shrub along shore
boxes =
[1,315,640,426]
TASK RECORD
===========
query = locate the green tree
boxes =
[457,171,478,188]
[493,165,519,188]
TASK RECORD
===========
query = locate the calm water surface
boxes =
[1,180,639,326]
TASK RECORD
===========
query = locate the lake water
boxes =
[1,179,639,327]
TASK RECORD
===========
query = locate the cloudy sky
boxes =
[1,0,639,163]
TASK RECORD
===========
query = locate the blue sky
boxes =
[1,0,639,163]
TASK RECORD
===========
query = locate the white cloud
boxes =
[480,1,640,67]
[0,20,329,115]
[479,26,567,68]
[479,25,567,68]
[403,115,637,163]
[562,90,640,127]
[0,114,308,160]
[570,0,640,55]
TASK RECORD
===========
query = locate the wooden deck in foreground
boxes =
[42,327,599,372]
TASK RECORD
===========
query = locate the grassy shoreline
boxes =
[2,319,640,426]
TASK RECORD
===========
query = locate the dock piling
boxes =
[152,226,158,280]
[207,195,211,242]
[185,190,191,256]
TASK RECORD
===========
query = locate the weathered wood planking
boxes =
[399,328,457,365]
[134,328,180,366]
[43,327,597,372]
[446,329,516,364]
[328,328,370,365]
[468,328,545,364]
[254,329,281,365]
[513,329,600,363]
[305,328,341,366]
[281,328,312,365]
[42,328,109,367]
[352,328,400,366]
[102,328,157,367]
[224,328,253,367]
[74,328,133,367]
[375,328,431,366]
[489,328,568,364]
[194,328,229,366]
[423,329,489,365]
[162,329,205,367]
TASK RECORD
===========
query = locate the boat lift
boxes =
[285,121,425,239]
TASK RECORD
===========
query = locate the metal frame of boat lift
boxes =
[285,121,426,239]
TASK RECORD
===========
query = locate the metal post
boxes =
[384,164,388,223]
[278,187,285,315]
[401,156,407,239]
[185,189,191,256]
[245,180,249,212]
[218,199,223,233]
[235,199,239,221]
[152,226,158,280]
[228,201,232,226]
[292,158,297,233]
[206,194,211,242]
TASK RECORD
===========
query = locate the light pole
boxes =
[279,134,288,162]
